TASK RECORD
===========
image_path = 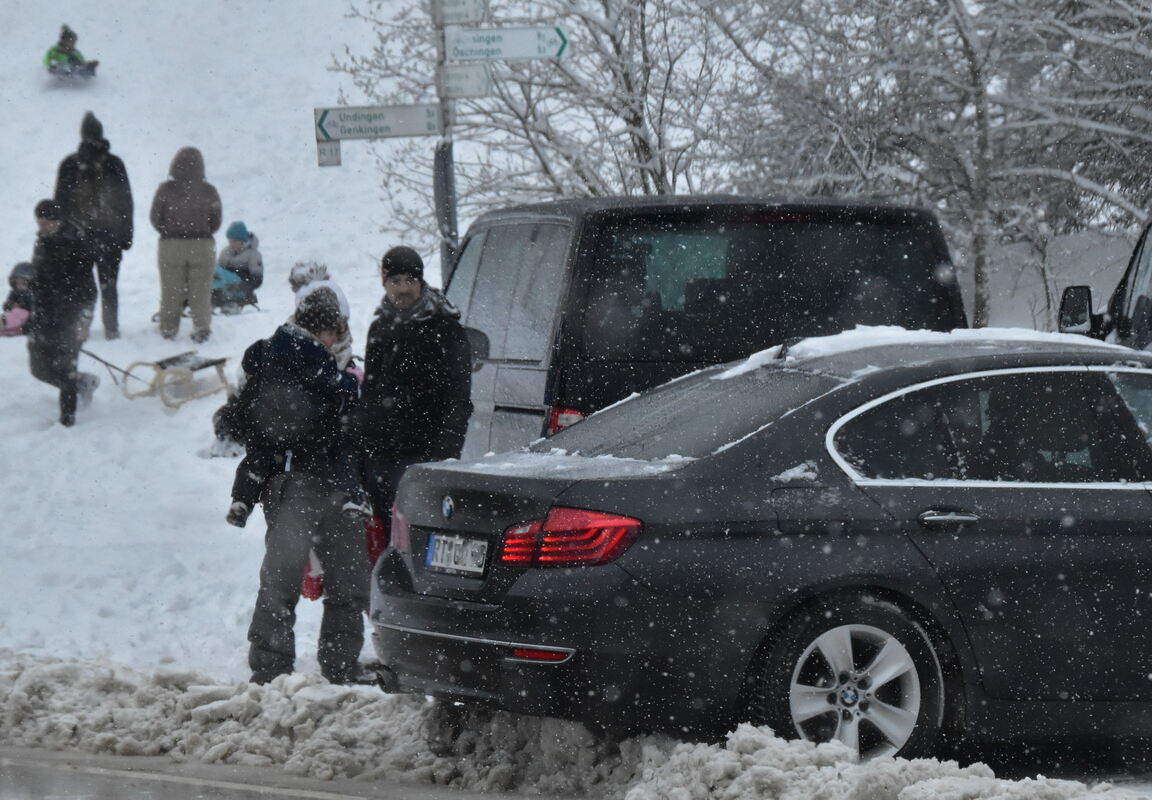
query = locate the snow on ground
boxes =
[1,0,1151,797]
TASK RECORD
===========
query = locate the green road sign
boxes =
[314,104,442,142]
[445,26,569,62]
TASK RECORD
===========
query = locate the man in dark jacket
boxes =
[55,112,133,340]
[26,199,99,427]
[237,301,369,686]
[360,246,472,523]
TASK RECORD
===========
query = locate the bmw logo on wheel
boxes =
[441,495,455,520]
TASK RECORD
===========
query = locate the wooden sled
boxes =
[121,351,231,408]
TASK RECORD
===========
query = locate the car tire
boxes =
[754,593,948,760]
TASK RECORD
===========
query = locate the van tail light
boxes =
[390,503,411,553]
[546,407,586,434]
[500,507,641,568]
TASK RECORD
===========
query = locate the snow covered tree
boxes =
[704,0,1152,326]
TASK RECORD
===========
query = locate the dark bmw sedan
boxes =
[369,328,1152,759]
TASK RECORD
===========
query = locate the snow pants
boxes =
[247,472,369,684]
[26,313,90,425]
[91,235,124,338]
[157,238,214,340]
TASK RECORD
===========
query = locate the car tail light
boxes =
[390,503,411,553]
[546,407,585,434]
[500,507,641,568]
[509,647,571,663]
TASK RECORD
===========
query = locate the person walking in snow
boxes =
[24,200,99,427]
[150,146,221,343]
[232,299,370,686]
[55,112,133,340]
[213,221,263,313]
[43,25,98,79]
[359,246,472,525]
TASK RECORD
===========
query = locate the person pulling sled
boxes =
[45,25,98,80]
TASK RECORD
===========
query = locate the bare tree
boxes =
[336,0,731,244]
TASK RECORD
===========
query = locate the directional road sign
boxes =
[442,63,492,98]
[314,104,442,142]
[435,0,487,25]
[445,26,569,62]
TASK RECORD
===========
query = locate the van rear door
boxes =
[555,204,965,418]
[446,220,572,459]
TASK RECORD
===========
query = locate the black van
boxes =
[1059,221,1152,348]
[445,196,968,458]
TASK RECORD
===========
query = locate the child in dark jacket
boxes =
[226,300,363,527]
[1,262,34,336]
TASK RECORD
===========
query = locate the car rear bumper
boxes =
[368,554,741,732]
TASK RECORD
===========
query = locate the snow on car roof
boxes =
[717,325,1137,379]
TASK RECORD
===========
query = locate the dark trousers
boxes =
[27,330,82,422]
[92,239,123,336]
[247,472,369,683]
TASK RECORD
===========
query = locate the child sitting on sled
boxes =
[44,25,99,79]
[1,262,34,336]
[213,221,263,314]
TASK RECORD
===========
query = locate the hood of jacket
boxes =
[169,147,206,182]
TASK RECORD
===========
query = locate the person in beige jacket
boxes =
[150,147,221,342]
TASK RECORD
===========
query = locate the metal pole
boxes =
[432,0,459,276]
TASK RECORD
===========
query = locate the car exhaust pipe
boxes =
[373,662,400,693]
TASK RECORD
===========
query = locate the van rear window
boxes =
[581,213,959,363]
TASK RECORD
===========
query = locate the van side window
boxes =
[505,223,570,361]
[445,231,485,319]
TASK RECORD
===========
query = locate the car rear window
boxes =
[580,211,960,363]
[532,367,841,460]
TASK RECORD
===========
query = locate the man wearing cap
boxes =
[359,246,472,527]
[55,112,133,339]
[25,199,99,427]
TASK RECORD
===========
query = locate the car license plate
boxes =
[425,534,488,576]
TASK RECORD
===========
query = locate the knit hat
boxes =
[289,261,330,291]
[80,112,103,143]
[35,199,62,221]
[295,298,343,336]
[9,262,34,287]
[381,246,424,281]
[225,221,250,242]
[60,25,77,43]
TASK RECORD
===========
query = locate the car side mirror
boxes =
[1058,285,1094,335]
[464,327,489,373]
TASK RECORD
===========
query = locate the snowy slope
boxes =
[1,1,1152,797]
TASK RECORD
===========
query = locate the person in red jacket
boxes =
[149,147,221,342]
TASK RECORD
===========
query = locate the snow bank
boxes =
[2,652,1148,798]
